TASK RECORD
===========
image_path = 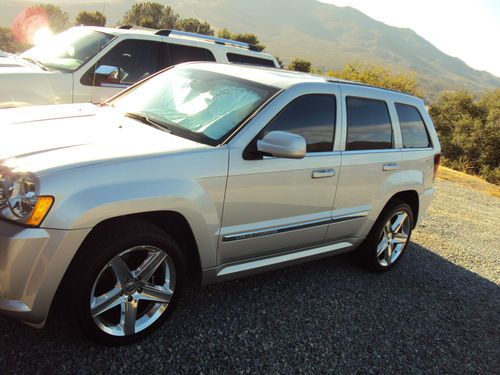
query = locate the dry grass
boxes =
[437,166,500,198]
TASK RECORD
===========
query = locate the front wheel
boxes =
[358,200,414,272]
[68,221,185,345]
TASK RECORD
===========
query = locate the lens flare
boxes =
[33,27,53,46]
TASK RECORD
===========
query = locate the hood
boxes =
[0,103,210,174]
[0,51,44,71]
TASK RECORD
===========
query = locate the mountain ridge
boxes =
[1,0,498,98]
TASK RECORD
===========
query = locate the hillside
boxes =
[2,0,499,98]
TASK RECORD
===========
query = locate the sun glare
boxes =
[33,27,53,46]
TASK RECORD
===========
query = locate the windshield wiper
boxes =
[21,57,48,71]
[125,112,172,133]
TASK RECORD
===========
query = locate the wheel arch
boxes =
[51,211,203,318]
[386,190,419,228]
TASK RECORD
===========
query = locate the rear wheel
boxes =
[358,200,414,271]
[68,220,185,345]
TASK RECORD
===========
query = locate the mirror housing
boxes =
[94,65,125,85]
[257,131,306,159]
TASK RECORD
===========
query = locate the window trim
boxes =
[345,96,394,151]
[394,102,433,149]
[244,93,337,159]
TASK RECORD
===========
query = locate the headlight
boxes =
[0,169,53,226]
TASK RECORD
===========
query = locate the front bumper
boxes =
[0,220,90,326]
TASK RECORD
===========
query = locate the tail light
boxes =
[433,153,441,181]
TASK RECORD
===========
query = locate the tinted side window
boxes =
[346,97,393,150]
[81,39,166,86]
[227,53,276,67]
[169,44,215,65]
[262,95,336,152]
[395,103,431,148]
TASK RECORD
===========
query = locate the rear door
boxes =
[325,86,402,243]
[218,84,342,264]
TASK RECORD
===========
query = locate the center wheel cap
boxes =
[123,281,138,295]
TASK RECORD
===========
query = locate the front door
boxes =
[218,88,342,264]
[74,38,167,104]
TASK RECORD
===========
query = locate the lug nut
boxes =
[128,295,133,302]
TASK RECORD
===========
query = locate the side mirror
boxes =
[94,65,125,85]
[257,131,306,159]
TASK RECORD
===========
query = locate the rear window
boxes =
[346,97,393,150]
[169,44,216,65]
[227,53,276,67]
[395,103,431,148]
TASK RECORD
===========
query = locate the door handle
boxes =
[383,163,400,171]
[312,168,336,178]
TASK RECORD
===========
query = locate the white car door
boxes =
[73,38,168,104]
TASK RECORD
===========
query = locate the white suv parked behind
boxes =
[0,26,279,108]
[0,63,440,344]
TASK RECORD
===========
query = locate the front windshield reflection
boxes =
[112,67,278,145]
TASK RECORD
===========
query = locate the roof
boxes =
[181,62,417,98]
[83,26,276,59]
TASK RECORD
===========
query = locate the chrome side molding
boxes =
[217,241,353,276]
[222,211,369,242]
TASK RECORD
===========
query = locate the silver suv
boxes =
[0,63,441,344]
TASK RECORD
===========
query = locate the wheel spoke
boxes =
[110,256,132,286]
[91,288,122,317]
[391,212,408,233]
[393,233,408,244]
[385,244,393,265]
[139,284,173,304]
[121,299,138,335]
[385,221,392,235]
[135,251,167,282]
[377,237,388,256]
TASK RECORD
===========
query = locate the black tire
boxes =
[357,199,414,272]
[66,219,185,345]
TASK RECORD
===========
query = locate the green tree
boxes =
[328,61,424,98]
[429,89,500,184]
[0,27,29,53]
[75,11,106,27]
[39,4,70,33]
[120,2,179,29]
[288,58,312,73]
[216,28,265,51]
[175,18,213,35]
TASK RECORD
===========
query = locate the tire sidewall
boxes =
[72,229,184,346]
[363,201,414,272]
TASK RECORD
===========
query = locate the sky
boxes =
[321,0,500,77]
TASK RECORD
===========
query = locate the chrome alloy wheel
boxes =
[376,210,411,267]
[90,246,175,336]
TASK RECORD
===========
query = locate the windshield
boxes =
[22,28,114,71]
[111,67,279,145]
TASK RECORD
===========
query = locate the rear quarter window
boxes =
[227,53,276,67]
[395,103,431,148]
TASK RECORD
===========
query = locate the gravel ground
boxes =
[0,179,499,374]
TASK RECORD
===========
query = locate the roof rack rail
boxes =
[156,29,260,52]
[117,25,133,29]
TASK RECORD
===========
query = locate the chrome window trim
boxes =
[222,211,369,242]
[342,147,433,155]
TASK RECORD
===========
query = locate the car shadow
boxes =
[0,241,498,374]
